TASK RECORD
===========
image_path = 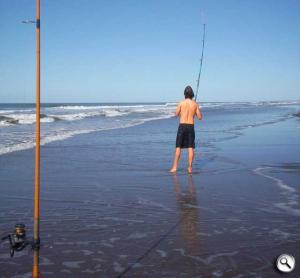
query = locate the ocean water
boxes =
[0,101,300,277]
[0,101,299,156]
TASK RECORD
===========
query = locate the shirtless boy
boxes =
[170,86,202,174]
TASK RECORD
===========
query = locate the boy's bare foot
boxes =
[169,168,177,173]
[187,166,192,174]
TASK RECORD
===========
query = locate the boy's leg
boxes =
[187,148,194,173]
[170,147,181,172]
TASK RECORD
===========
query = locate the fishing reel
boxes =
[1,223,40,257]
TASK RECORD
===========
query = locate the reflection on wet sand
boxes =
[33,249,40,277]
[172,174,201,256]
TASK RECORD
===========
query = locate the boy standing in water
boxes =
[170,86,202,174]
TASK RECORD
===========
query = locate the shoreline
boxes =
[1,106,298,157]
[0,110,299,277]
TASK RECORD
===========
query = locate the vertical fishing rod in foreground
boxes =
[195,23,206,102]
[1,1,41,277]
[33,0,41,276]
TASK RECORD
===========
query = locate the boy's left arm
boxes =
[175,103,181,117]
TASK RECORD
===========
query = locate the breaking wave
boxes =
[0,101,299,156]
[0,113,173,156]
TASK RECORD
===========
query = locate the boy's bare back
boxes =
[175,99,202,124]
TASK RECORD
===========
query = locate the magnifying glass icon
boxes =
[280,257,292,269]
[276,254,295,273]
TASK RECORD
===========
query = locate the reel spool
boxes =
[1,223,36,257]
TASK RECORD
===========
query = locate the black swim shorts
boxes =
[175,123,195,149]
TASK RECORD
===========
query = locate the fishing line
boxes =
[195,23,206,102]
[116,217,183,278]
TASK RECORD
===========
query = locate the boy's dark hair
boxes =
[184,86,194,99]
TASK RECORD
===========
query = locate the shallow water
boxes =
[0,102,299,277]
[1,101,299,156]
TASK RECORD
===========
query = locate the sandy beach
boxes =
[0,102,299,277]
[1,0,300,276]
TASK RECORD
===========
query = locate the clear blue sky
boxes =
[0,0,299,103]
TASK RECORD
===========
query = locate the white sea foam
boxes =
[113,262,125,273]
[165,102,177,106]
[254,167,296,193]
[0,128,99,156]
[0,109,128,126]
[1,101,299,156]
[259,100,300,106]
[253,167,300,216]
[156,249,167,257]
[50,111,104,121]
[50,101,300,112]
[0,113,56,125]
[62,261,85,269]
[55,104,145,110]
[0,105,173,126]
[174,248,238,265]
[1,101,298,127]
[0,121,13,127]
[53,109,130,120]
[199,100,300,110]
[56,105,107,110]
[0,113,173,156]
[127,232,147,239]
[0,109,33,114]
[104,110,130,117]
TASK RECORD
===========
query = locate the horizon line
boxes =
[1,99,300,105]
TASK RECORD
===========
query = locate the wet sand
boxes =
[0,116,299,277]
